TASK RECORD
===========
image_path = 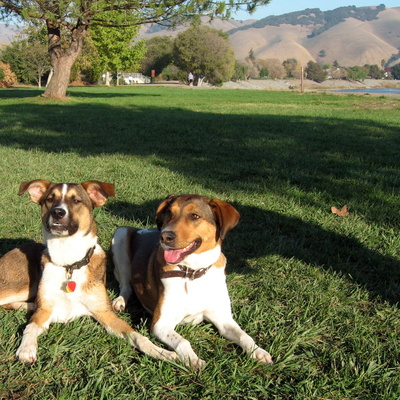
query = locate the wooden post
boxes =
[301,67,304,93]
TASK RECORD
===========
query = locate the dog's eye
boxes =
[45,195,54,203]
[165,210,172,219]
[72,198,82,204]
[190,213,200,220]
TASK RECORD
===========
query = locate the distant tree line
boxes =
[1,24,400,88]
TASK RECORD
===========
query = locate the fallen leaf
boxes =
[331,205,349,217]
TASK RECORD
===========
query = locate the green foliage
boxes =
[140,36,174,77]
[346,65,368,81]
[0,39,50,85]
[160,64,180,81]
[90,15,145,74]
[367,64,385,79]
[283,58,299,78]
[391,63,400,80]
[0,66,4,81]
[0,86,399,399]
[173,26,235,86]
[1,40,29,83]
[305,60,327,83]
[232,60,249,80]
[72,36,104,83]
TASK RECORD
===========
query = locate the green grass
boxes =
[0,85,399,399]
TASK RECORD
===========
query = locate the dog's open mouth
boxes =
[49,222,69,234]
[163,239,201,264]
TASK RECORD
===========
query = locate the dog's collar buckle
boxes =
[181,265,208,280]
[63,246,95,279]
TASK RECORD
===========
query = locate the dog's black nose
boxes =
[51,207,66,220]
[161,231,176,244]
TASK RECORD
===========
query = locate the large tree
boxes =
[173,25,235,86]
[1,39,50,86]
[90,17,146,86]
[0,0,270,98]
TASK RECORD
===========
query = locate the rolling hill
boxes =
[138,5,400,67]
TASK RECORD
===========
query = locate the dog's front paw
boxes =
[16,344,37,363]
[252,347,273,365]
[185,356,206,371]
[112,296,126,312]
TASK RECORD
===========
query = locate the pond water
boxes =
[333,88,400,95]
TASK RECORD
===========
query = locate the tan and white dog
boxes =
[0,180,177,364]
[111,194,273,369]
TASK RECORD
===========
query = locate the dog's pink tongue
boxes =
[164,249,184,264]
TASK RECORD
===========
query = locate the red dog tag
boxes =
[65,281,76,293]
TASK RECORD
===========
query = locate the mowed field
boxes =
[0,86,399,399]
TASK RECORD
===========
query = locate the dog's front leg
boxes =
[152,318,206,370]
[211,316,273,365]
[111,227,134,312]
[92,307,178,362]
[16,309,52,363]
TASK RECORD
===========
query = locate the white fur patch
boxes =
[178,245,221,270]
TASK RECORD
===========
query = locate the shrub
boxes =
[305,61,327,83]
[0,62,18,86]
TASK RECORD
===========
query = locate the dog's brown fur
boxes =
[0,180,177,364]
[112,194,273,369]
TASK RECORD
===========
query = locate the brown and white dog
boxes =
[0,180,177,364]
[111,194,273,369]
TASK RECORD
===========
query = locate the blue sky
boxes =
[234,1,399,20]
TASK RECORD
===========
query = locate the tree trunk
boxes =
[42,20,87,99]
[46,69,53,87]
[105,71,111,86]
[44,55,76,98]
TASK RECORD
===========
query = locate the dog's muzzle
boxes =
[46,207,70,235]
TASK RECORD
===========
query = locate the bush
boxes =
[0,62,18,86]
[305,61,327,83]
[391,63,400,80]
[161,65,181,81]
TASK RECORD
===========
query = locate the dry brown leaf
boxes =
[331,205,349,217]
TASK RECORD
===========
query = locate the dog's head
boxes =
[155,194,240,264]
[18,180,115,237]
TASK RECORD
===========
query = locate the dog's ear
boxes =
[81,181,115,207]
[209,199,240,240]
[156,194,177,230]
[18,180,52,204]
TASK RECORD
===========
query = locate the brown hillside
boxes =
[304,8,400,66]
[138,7,400,68]
[230,24,314,65]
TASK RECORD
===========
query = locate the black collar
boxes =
[63,246,95,277]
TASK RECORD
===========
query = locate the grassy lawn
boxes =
[0,85,399,399]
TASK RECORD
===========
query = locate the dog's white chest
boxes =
[162,267,231,325]
[40,264,92,323]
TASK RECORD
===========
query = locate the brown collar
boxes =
[161,264,211,280]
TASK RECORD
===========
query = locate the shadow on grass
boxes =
[0,88,44,98]
[0,92,399,304]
